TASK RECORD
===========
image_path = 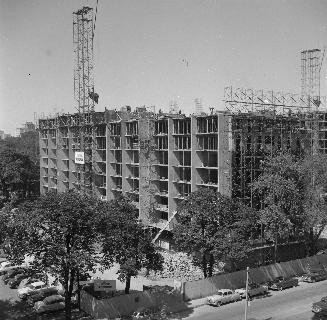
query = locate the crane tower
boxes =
[73,6,97,192]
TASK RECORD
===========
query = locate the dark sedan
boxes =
[303,271,327,283]
[3,268,26,284]
[266,276,298,290]
[27,287,60,306]
[312,296,327,315]
[8,272,30,288]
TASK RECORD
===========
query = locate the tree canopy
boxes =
[173,188,254,277]
[0,149,39,202]
[99,196,164,293]
[4,190,102,320]
[252,152,327,261]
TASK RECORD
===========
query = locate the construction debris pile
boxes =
[149,251,204,281]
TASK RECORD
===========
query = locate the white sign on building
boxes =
[94,279,116,292]
[75,151,85,164]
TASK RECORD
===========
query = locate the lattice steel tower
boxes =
[73,6,97,192]
[301,49,321,102]
[73,6,95,114]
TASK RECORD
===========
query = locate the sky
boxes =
[1,0,327,135]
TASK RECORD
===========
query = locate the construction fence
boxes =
[80,287,189,319]
[183,253,327,301]
[80,254,327,318]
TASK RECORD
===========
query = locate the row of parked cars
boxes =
[0,260,69,314]
[207,269,327,308]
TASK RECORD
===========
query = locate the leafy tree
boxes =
[0,131,39,203]
[252,152,327,260]
[252,152,303,262]
[173,188,254,277]
[0,131,39,164]
[300,153,327,254]
[4,190,102,320]
[0,149,39,201]
[99,196,164,293]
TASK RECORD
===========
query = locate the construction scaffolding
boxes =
[73,6,95,115]
[72,6,97,192]
[224,86,327,207]
[301,49,321,101]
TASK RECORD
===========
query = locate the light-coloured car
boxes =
[0,261,12,269]
[0,262,21,276]
[17,281,48,299]
[207,289,242,306]
[34,294,65,314]
[235,283,268,299]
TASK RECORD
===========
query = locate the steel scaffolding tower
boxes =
[73,6,95,114]
[224,86,327,207]
[301,49,321,102]
[73,6,96,192]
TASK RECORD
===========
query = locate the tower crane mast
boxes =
[73,5,98,192]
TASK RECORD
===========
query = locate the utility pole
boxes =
[245,266,249,320]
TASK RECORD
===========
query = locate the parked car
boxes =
[0,264,21,276]
[312,296,327,315]
[316,249,327,255]
[34,294,65,314]
[0,261,12,270]
[17,281,48,299]
[19,275,44,289]
[303,270,327,283]
[266,276,298,290]
[3,268,27,284]
[27,287,61,306]
[235,282,268,299]
[207,289,242,306]
[8,272,30,289]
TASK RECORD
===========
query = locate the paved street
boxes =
[2,269,327,320]
[176,280,327,320]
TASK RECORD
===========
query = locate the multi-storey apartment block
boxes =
[39,90,327,248]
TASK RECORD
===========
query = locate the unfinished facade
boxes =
[39,88,327,248]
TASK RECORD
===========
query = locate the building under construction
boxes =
[39,6,327,248]
[39,86,327,248]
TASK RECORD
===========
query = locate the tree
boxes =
[252,152,327,260]
[0,149,39,201]
[0,131,39,204]
[0,131,39,164]
[173,188,254,277]
[99,196,164,294]
[252,152,303,262]
[4,190,102,320]
[300,153,327,254]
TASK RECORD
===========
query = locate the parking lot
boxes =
[0,280,35,320]
[0,275,93,320]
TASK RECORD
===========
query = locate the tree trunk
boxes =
[64,268,71,320]
[65,292,72,320]
[202,254,207,278]
[309,227,316,256]
[65,268,75,320]
[125,274,131,294]
[274,234,278,264]
[77,269,80,311]
[208,254,214,277]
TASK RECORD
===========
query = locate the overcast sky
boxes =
[1,0,327,135]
